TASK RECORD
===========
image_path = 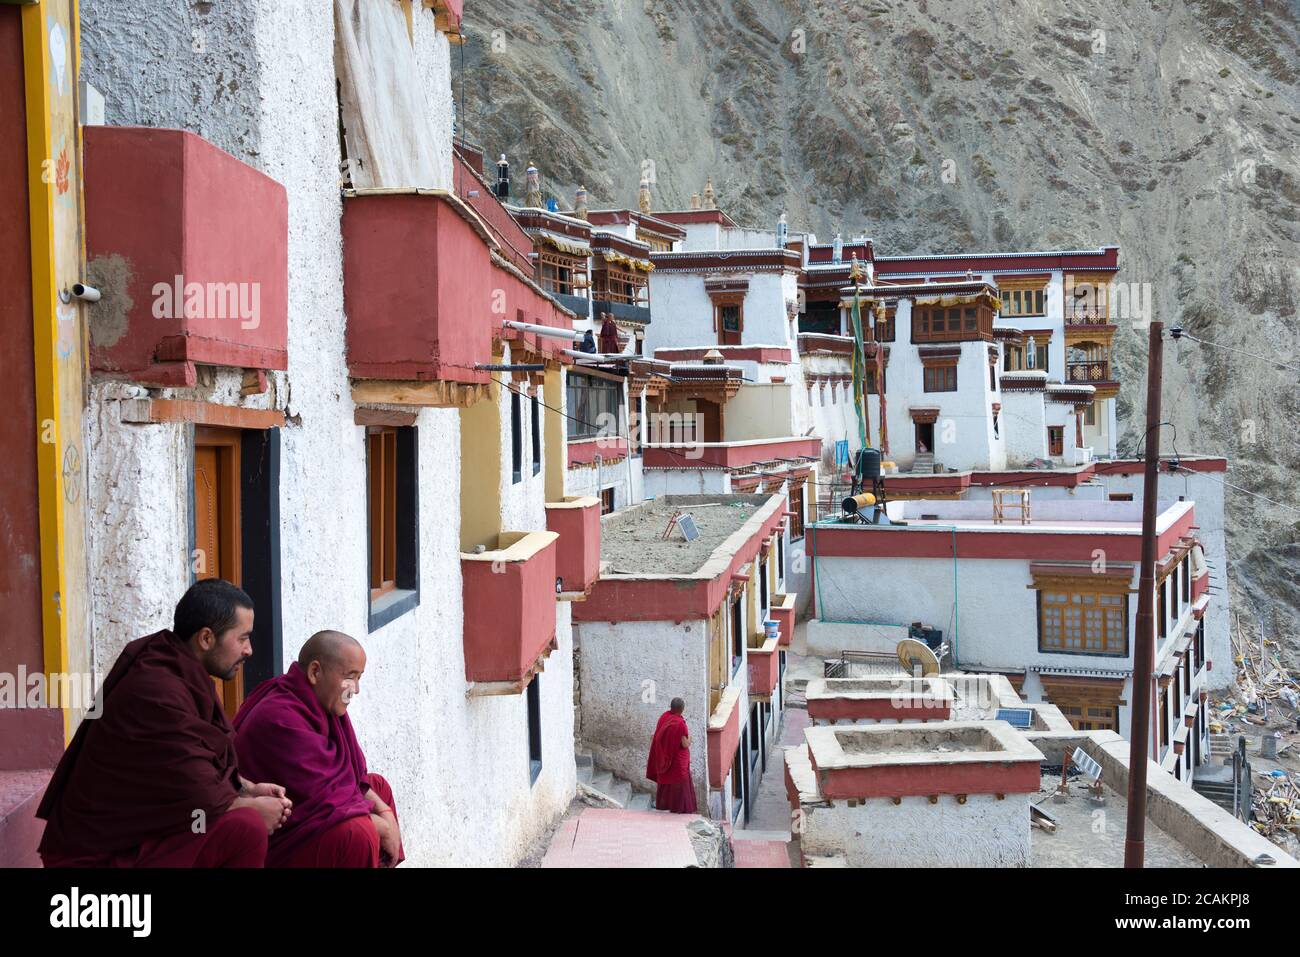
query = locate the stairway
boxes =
[1191,762,1237,814]
[1208,733,1234,761]
[576,750,654,811]
[910,452,935,474]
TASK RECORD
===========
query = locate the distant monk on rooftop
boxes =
[233,631,403,867]
[646,697,696,813]
[37,579,291,867]
[598,312,620,354]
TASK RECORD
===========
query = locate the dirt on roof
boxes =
[601,495,774,576]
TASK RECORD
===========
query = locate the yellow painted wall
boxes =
[23,0,92,738]
[459,376,503,551]
[723,383,795,441]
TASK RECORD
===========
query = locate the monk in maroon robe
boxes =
[37,579,292,867]
[646,697,696,813]
[234,631,403,867]
[598,312,621,354]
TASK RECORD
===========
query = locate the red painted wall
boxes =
[807,698,951,723]
[812,757,1041,800]
[83,127,288,385]
[0,7,63,770]
[461,538,558,685]
[567,438,627,468]
[707,694,740,789]
[545,499,601,594]
[747,646,779,697]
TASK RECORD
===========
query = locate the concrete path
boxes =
[541,807,704,868]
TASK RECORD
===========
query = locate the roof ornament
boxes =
[1026,336,1037,369]
[776,211,788,249]
[638,176,652,213]
[495,154,510,200]
[524,161,542,208]
[690,192,701,210]
[832,231,843,263]
[850,254,862,283]
[702,177,715,209]
[574,184,588,220]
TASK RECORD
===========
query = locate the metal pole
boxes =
[1124,320,1164,868]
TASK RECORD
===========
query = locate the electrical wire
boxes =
[1176,333,1300,374]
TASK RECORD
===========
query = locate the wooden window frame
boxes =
[536,249,588,297]
[912,302,994,343]
[788,480,806,541]
[922,362,957,393]
[1000,286,1047,318]
[600,486,615,515]
[1036,581,1129,656]
[1047,426,1064,457]
[713,293,745,345]
[510,391,523,484]
[566,371,624,441]
[194,427,244,718]
[366,425,420,632]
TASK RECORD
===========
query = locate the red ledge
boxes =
[808,698,952,723]
[568,438,628,468]
[808,507,1196,563]
[748,639,780,698]
[813,759,1041,800]
[654,346,793,364]
[643,437,820,470]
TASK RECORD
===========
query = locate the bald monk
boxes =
[233,631,403,867]
[646,697,697,813]
[37,579,292,867]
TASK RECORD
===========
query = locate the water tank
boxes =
[858,447,882,480]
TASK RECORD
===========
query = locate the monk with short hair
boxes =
[646,697,696,813]
[37,579,292,867]
[233,630,403,867]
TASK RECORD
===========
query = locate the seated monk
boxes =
[233,631,403,867]
[646,697,697,813]
[37,579,293,867]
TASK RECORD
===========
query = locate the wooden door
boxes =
[194,428,243,718]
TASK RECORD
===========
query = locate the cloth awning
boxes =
[536,232,591,256]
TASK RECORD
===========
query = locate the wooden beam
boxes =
[354,407,418,427]
[350,379,489,408]
[120,398,286,430]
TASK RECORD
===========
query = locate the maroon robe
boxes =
[646,710,696,813]
[233,662,402,867]
[36,631,254,867]
[598,315,621,354]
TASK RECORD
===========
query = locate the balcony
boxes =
[1067,360,1112,383]
[544,496,602,597]
[707,686,741,789]
[770,592,797,648]
[461,531,559,694]
[342,188,497,392]
[83,127,288,387]
[1064,312,1115,329]
[643,436,821,470]
[747,636,780,698]
[551,291,591,318]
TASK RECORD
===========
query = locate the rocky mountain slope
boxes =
[456,0,1300,660]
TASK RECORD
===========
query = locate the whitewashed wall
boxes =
[80,0,573,866]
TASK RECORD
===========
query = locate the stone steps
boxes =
[576,750,656,811]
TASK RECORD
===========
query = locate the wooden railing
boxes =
[1067,360,1111,382]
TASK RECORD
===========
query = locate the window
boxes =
[1056,703,1118,732]
[530,395,541,475]
[866,366,886,395]
[1000,286,1046,317]
[1047,426,1064,457]
[748,704,761,771]
[716,298,744,345]
[600,487,615,515]
[730,594,744,674]
[526,673,542,784]
[1108,492,1133,502]
[1084,403,1097,426]
[923,364,957,392]
[566,372,624,441]
[1181,555,1190,604]
[366,426,419,631]
[1158,579,1167,638]
[511,391,522,484]
[1039,589,1128,655]
[1159,688,1169,748]
[1032,339,1050,373]
[777,533,785,584]
[760,559,769,615]
[912,302,994,342]
[788,481,805,540]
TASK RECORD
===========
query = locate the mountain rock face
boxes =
[458,0,1300,661]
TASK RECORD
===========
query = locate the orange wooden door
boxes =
[194,429,243,718]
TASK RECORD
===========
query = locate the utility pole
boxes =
[1124,319,1164,868]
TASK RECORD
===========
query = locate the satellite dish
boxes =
[896,638,940,677]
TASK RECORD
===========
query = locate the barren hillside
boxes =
[455,0,1300,659]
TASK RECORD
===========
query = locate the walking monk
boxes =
[36,579,292,867]
[233,631,404,867]
[646,697,697,813]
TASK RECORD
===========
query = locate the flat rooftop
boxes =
[823,498,1192,536]
[1029,774,1204,868]
[601,495,775,576]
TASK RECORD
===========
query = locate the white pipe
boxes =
[503,318,582,342]
[561,348,619,362]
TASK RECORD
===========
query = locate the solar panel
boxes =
[676,514,700,542]
[1071,746,1103,782]
[995,708,1034,729]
